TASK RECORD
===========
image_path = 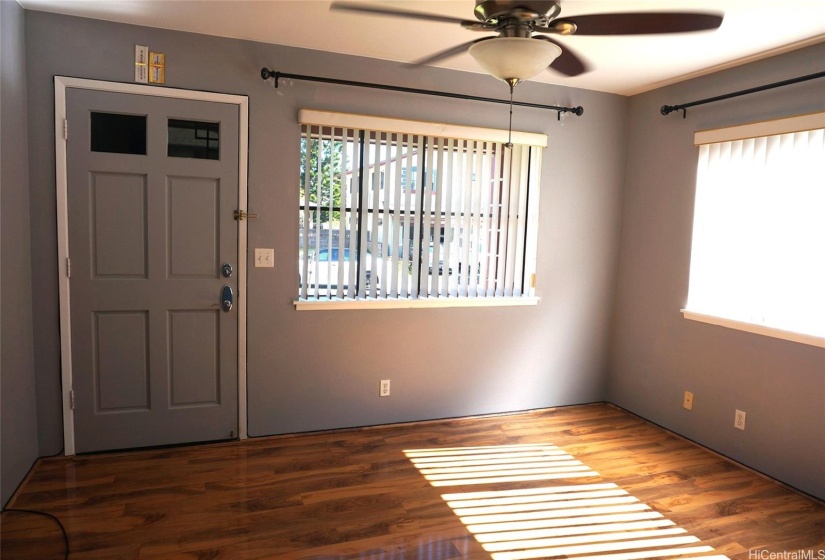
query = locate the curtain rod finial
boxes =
[261,67,282,88]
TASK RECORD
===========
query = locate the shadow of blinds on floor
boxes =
[404,443,730,560]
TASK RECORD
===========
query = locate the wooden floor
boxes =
[2,404,824,559]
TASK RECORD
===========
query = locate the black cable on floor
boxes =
[1,508,70,559]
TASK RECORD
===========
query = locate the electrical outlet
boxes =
[255,248,274,268]
[379,379,390,397]
[734,409,746,430]
[683,391,694,411]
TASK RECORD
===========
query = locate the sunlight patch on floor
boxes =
[406,443,598,486]
[404,443,730,560]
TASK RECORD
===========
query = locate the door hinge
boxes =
[63,119,68,140]
[66,257,71,278]
[69,390,76,410]
[530,273,536,288]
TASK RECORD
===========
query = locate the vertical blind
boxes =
[298,111,545,303]
[687,117,825,338]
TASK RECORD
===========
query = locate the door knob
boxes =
[220,285,233,312]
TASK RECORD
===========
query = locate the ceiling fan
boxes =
[331,1,722,146]
[330,1,724,84]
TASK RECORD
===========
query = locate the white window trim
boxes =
[299,109,548,148]
[685,109,825,349]
[694,110,825,145]
[296,296,540,311]
[682,310,825,349]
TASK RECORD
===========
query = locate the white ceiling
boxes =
[17,0,825,95]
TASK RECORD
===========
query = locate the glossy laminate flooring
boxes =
[2,404,824,559]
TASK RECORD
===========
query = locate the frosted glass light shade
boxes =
[469,37,562,83]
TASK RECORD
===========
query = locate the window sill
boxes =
[295,296,540,311]
[682,310,825,348]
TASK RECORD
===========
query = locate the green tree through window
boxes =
[300,136,343,226]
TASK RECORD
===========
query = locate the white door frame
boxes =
[54,76,249,455]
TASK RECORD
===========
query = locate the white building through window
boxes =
[684,111,825,346]
[297,110,546,309]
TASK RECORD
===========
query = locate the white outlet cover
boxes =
[734,409,746,430]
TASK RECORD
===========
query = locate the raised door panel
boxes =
[168,176,219,278]
[94,311,150,412]
[91,172,148,278]
[169,310,220,407]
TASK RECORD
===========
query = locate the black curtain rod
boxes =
[261,68,583,118]
[661,69,825,118]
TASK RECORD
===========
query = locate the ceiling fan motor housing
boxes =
[474,0,561,26]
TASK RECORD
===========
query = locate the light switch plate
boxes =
[255,248,274,268]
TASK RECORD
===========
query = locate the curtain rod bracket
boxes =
[260,67,584,118]
[556,107,584,120]
[262,67,281,88]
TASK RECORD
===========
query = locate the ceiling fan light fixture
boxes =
[469,37,561,84]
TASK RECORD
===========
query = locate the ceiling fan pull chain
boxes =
[506,82,514,149]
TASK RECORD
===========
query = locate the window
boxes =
[684,112,825,346]
[297,110,545,309]
[91,112,147,155]
[167,119,220,160]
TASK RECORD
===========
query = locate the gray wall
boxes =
[611,43,825,500]
[1,0,39,506]
[23,11,626,453]
[7,4,823,507]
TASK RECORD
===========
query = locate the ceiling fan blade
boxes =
[411,38,492,67]
[565,12,723,35]
[330,2,478,26]
[533,36,589,77]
